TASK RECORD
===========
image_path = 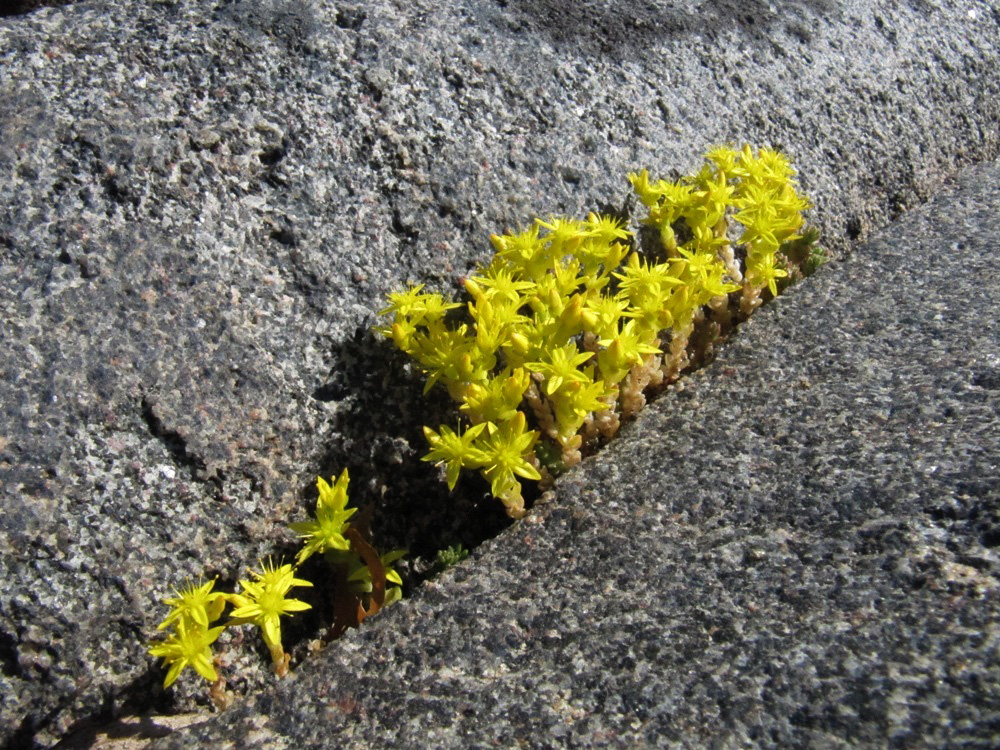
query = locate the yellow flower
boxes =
[422,422,488,490]
[549,377,615,438]
[614,252,682,309]
[598,320,661,385]
[584,211,631,245]
[491,224,548,275]
[156,577,226,631]
[466,262,535,306]
[229,559,312,655]
[746,253,789,297]
[705,146,738,174]
[584,292,630,340]
[290,471,358,564]
[459,368,530,425]
[148,618,225,688]
[535,216,589,255]
[378,284,460,323]
[474,411,541,500]
[526,343,594,396]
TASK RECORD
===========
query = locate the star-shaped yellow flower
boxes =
[148,618,225,688]
[229,559,312,662]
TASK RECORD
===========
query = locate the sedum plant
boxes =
[148,470,404,703]
[147,144,822,706]
[378,145,821,518]
[434,543,470,572]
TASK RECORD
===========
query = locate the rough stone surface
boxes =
[160,156,1000,749]
[0,0,997,746]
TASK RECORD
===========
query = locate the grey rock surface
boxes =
[159,155,1000,749]
[0,0,997,746]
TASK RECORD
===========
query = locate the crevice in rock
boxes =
[139,397,208,481]
[0,0,77,18]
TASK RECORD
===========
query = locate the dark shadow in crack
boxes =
[1,0,79,17]
[310,324,517,579]
[501,0,843,59]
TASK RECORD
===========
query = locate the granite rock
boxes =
[0,0,998,746]
[157,155,1000,749]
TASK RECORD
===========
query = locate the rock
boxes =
[0,0,997,746]
[158,155,1000,748]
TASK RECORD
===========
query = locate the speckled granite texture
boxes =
[154,156,1000,749]
[0,0,998,747]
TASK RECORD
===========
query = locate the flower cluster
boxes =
[149,470,404,697]
[290,469,405,626]
[630,144,813,314]
[378,145,820,517]
[148,559,310,693]
[148,578,228,689]
[148,145,819,699]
